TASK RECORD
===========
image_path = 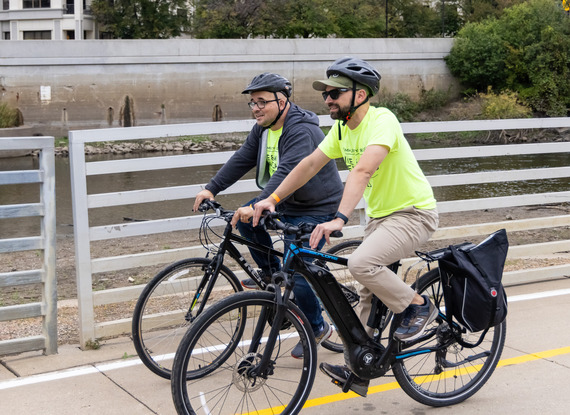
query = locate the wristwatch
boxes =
[334,211,349,224]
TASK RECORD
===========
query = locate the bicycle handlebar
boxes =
[263,214,343,240]
[198,199,343,240]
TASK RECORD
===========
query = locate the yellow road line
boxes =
[302,345,570,409]
[242,346,570,414]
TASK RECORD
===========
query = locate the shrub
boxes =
[445,19,509,90]
[478,88,532,119]
[376,88,450,121]
[376,92,418,122]
[0,103,21,128]
[445,0,570,116]
[418,88,450,111]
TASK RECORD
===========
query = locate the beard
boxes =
[329,103,351,121]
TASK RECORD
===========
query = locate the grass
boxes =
[85,339,101,350]
[0,103,21,128]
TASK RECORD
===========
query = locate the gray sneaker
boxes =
[394,295,438,342]
[291,321,332,359]
[241,270,271,290]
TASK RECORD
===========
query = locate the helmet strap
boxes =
[266,92,289,129]
[341,81,369,126]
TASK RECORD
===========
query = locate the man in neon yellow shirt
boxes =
[252,57,439,397]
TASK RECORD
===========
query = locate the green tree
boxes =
[459,0,525,23]
[387,0,447,37]
[446,0,570,116]
[190,0,387,38]
[326,0,386,38]
[91,0,191,39]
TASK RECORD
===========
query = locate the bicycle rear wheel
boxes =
[171,290,317,415]
[392,268,506,406]
[132,257,241,379]
[321,239,362,352]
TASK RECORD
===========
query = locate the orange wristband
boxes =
[270,192,281,203]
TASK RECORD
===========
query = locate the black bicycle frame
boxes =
[282,243,400,379]
[187,218,283,320]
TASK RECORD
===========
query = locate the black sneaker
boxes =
[241,270,271,290]
[291,321,333,359]
[394,295,438,342]
[319,362,369,397]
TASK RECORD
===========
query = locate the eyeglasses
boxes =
[322,88,350,101]
[248,99,279,110]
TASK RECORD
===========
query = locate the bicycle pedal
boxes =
[329,377,353,394]
[330,378,346,391]
[342,373,356,393]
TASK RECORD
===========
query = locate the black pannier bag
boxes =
[439,229,509,335]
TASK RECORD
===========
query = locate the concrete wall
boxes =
[0,38,458,137]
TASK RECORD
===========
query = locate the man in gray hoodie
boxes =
[194,73,344,358]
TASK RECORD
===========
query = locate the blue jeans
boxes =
[236,200,333,333]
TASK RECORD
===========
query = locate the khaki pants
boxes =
[347,206,439,335]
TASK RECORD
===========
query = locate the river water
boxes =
[1,147,568,238]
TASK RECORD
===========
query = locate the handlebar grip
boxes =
[330,230,344,238]
[198,199,222,212]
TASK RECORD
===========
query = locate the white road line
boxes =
[507,288,570,303]
[1,287,568,391]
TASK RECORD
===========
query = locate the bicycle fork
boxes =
[245,285,293,379]
[184,253,225,323]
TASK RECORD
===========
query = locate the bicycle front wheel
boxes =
[171,290,317,415]
[132,257,241,379]
[392,268,506,406]
[321,239,362,353]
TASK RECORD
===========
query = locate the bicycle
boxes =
[170,214,506,414]
[132,200,362,379]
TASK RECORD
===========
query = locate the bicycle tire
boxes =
[392,267,506,407]
[132,257,242,379]
[321,239,362,353]
[171,290,317,415]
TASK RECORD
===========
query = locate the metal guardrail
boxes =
[69,117,570,347]
[0,137,57,356]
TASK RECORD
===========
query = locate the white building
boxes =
[0,0,96,40]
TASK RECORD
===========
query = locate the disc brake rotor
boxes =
[233,353,267,392]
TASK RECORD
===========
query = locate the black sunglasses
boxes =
[322,88,350,101]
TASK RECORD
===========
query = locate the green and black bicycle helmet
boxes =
[242,73,292,128]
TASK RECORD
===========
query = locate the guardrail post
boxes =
[69,132,96,348]
[40,141,58,354]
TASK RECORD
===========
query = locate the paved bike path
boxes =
[1,279,569,414]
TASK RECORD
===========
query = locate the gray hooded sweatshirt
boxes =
[205,103,343,216]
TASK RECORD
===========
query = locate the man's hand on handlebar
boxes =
[252,198,277,227]
[309,218,345,249]
[193,189,215,212]
[230,206,255,227]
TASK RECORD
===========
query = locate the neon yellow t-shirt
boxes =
[266,127,282,176]
[318,107,436,218]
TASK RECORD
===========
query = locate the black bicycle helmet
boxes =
[242,73,292,97]
[326,57,381,96]
[242,73,292,129]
